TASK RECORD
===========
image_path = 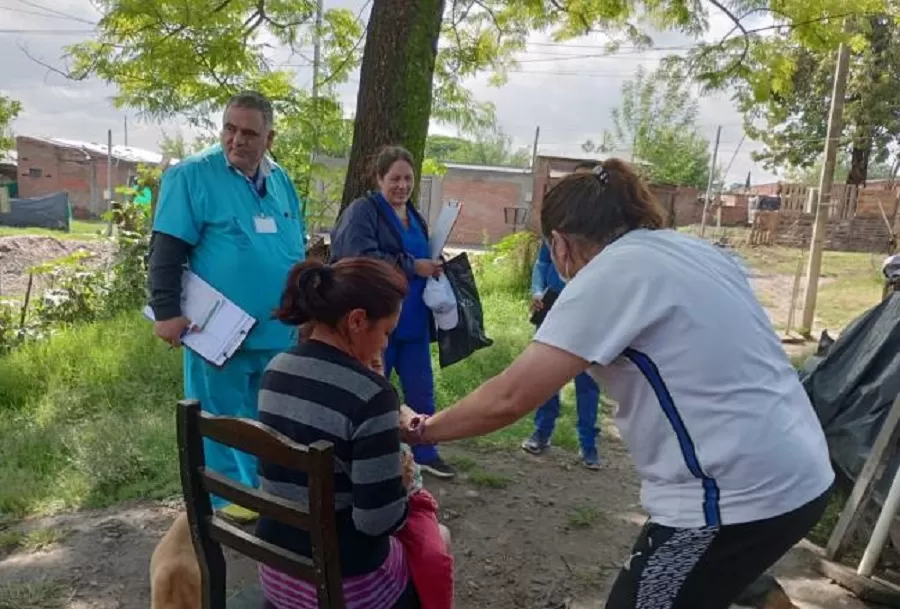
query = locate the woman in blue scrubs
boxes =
[330,146,455,479]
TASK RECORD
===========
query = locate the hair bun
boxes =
[296,263,333,293]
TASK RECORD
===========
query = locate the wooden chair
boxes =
[177,399,345,609]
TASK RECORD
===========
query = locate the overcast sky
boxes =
[1,0,779,184]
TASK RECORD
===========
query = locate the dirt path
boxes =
[0,434,875,609]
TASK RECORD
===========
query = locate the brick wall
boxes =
[756,210,895,252]
[440,169,527,245]
[855,188,898,219]
[16,136,137,218]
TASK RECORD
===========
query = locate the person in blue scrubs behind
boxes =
[522,160,602,469]
[148,91,306,522]
[330,145,455,479]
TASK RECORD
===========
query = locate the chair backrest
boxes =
[177,399,344,609]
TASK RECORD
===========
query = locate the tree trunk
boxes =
[847,142,870,185]
[339,0,445,212]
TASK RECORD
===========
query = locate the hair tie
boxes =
[592,165,610,185]
[297,264,334,292]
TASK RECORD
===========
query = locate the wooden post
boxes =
[699,125,721,239]
[801,36,850,336]
[826,394,900,560]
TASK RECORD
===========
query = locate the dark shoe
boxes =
[580,447,601,470]
[521,434,551,455]
[420,457,456,479]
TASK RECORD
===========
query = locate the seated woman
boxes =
[255,256,418,609]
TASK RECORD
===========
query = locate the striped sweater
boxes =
[256,340,409,579]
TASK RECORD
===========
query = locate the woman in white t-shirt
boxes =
[401,159,834,609]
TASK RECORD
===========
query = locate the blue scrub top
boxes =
[531,241,565,295]
[374,193,430,341]
[153,145,306,351]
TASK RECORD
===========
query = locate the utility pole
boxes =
[303,0,325,227]
[309,0,324,164]
[530,125,540,168]
[123,115,128,147]
[801,36,851,336]
[699,125,722,238]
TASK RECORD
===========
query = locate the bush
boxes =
[472,231,540,297]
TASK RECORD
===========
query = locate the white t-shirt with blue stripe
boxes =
[534,229,834,529]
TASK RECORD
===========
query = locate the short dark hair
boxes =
[573,160,599,172]
[224,90,274,130]
[274,258,408,330]
[541,158,666,245]
[374,145,415,180]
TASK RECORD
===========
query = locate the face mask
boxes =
[550,236,573,283]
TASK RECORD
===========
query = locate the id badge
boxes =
[254,215,277,234]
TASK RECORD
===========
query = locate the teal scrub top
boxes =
[153,145,306,351]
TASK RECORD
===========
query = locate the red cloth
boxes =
[395,489,454,609]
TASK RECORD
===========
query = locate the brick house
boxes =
[529,154,705,231]
[16,136,170,218]
[314,157,532,246]
[422,163,532,245]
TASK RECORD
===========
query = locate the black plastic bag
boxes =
[437,252,493,368]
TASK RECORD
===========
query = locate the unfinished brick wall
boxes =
[441,173,525,245]
[16,136,136,218]
[757,210,895,252]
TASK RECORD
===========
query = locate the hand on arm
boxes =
[401,342,590,445]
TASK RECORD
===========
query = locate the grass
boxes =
[0,220,106,240]
[0,312,183,517]
[0,580,68,609]
[566,504,604,529]
[467,469,512,489]
[735,244,884,332]
[0,527,68,554]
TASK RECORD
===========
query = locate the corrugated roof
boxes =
[443,162,531,175]
[29,136,176,165]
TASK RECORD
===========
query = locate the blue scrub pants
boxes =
[184,348,280,509]
[533,372,600,452]
[384,338,439,465]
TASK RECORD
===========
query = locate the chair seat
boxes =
[227,583,274,609]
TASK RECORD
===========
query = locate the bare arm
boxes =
[417,342,591,444]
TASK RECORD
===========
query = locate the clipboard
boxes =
[430,200,462,260]
[144,271,257,367]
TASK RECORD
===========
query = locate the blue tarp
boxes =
[0,191,71,232]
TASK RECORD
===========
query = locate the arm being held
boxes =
[416,342,590,444]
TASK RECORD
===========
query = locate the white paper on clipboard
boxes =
[429,200,462,260]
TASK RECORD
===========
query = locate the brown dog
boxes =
[149,513,201,609]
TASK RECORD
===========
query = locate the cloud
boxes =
[1,0,778,185]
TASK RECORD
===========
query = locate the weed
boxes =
[0,530,23,553]
[468,468,512,489]
[567,504,603,529]
[0,580,68,609]
[446,455,478,473]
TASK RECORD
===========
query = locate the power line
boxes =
[14,0,96,24]
[0,28,94,34]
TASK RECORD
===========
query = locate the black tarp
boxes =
[800,292,900,504]
[0,191,71,231]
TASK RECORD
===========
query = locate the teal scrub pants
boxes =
[183,348,280,509]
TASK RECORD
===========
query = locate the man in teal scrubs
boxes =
[148,91,305,523]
